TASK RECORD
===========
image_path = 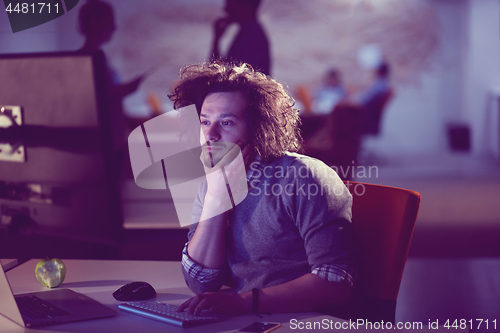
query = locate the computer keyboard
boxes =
[118,301,227,328]
[16,295,70,320]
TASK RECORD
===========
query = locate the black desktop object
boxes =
[0,51,123,259]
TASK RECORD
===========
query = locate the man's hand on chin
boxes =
[200,142,249,220]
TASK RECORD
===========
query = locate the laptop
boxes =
[0,264,116,327]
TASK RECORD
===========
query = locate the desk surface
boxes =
[0,259,467,333]
[1,259,18,271]
[0,260,339,333]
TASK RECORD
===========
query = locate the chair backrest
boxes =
[329,104,365,169]
[364,88,393,135]
[345,181,420,320]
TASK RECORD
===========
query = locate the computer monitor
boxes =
[0,51,123,259]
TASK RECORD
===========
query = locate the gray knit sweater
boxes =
[182,152,358,294]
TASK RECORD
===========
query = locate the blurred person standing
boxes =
[77,0,145,176]
[78,0,144,103]
[210,0,271,76]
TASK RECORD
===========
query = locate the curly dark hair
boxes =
[168,60,302,162]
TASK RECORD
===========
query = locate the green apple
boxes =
[35,258,66,288]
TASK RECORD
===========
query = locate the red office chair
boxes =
[342,181,420,322]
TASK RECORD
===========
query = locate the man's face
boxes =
[200,91,250,167]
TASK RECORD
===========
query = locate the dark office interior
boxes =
[1,0,499,331]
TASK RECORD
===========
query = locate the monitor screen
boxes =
[0,51,123,258]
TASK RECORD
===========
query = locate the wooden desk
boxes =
[1,259,471,332]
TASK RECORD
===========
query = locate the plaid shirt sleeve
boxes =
[181,242,221,283]
[311,264,357,287]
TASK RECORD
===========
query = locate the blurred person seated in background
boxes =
[312,68,347,115]
[351,61,393,135]
[169,61,358,316]
[302,63,392,176]
[296,68,346,139]
[210,0,271,75]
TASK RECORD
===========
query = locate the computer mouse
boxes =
[113,281,156,301]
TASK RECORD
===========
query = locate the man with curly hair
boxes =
[171,61,358,316]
